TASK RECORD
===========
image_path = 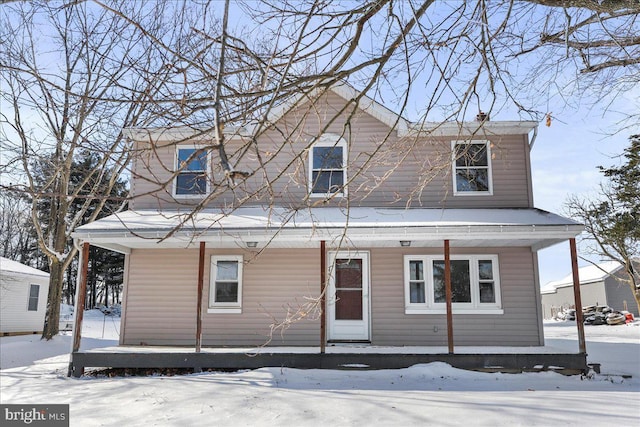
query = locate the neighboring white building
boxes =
[0,257,50,335]
[541,260,639,318]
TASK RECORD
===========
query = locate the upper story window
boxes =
[174,145,209,197]
[404,255,502,314]
[309,134,347,197]
[452,140,493,195]
[209,255,243,313]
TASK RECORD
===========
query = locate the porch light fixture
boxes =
[400,240,411,247]
[246,241,258,248]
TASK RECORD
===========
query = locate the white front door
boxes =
[327,251,370,341]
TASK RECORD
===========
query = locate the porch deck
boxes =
[69,344,588,377]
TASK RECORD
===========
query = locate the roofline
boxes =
[543,263,626,290]
[0,268,50,278]
[402,121,538,138]
[0,257,50,277]
[72,222,583,254]
[122,126,250,142]
[122,83,538,143]
[264,82,411,135]
[123,120,539,144]
[73,223,584,235]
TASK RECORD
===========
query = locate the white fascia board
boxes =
[545,277,608,290]
[264,89,314,125]
[122,126,249,143]
[329,83,409,134]
[73,223,583,250]
[265,83,410,135]
[89,242,132,255]
[0,270,50,280]
[0,257,50,277]
[401,121,538,138]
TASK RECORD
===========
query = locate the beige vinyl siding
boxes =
[122,249,199,345]
[129,140,180,210]
[370,247,542,346]
[130,93,533,210]
[123,245,541,347]
[123,248,320,346]
[202,248,320,346]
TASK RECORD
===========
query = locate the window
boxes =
[404,255,502,314]
[309,134,347,196]
[28,284,40,311]
[433,259,471,303]
[175,146,209,196]
[408,260,426,304]
[209,255,243,313]
[452,141,493,195]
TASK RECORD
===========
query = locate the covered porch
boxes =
[68,207,588,377]
[70,344,589,378]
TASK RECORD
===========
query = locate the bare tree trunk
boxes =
[623,262,640,313]
[104,280,109,308]
[2,1,167,340]
[42,259,64,338]
[64,266,71,305]
[90,250,97,309]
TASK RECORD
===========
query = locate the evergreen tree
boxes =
[31,150,128,309]
[568,135,640,311]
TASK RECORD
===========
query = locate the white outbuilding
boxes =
[541,260,639,318]
[0,256,50,335]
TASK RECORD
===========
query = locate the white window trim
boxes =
[208,255,243,314]
[403,254,503,314]
[452,140,493,196]
[27,284,40,312]
[173,144,211,198]
[308,134,348,198]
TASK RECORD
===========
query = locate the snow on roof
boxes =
[541,260,623,294]
[71,207,582,253]
[0,256,49,278]
[74,207,580,233]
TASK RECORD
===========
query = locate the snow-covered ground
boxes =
[1,314,638,426]
[0,309,120,369]
[544,319,640,378]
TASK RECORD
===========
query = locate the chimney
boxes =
[476,111,489,121]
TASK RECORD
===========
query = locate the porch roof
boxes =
[71,207,583,254]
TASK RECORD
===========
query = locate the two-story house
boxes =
[71,84,583,355]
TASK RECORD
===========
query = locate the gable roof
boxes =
[265,83,537,138]
[264,82,411,135]
[541,260,624,294]
[0,257,49,278]
[124,84,538,143]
